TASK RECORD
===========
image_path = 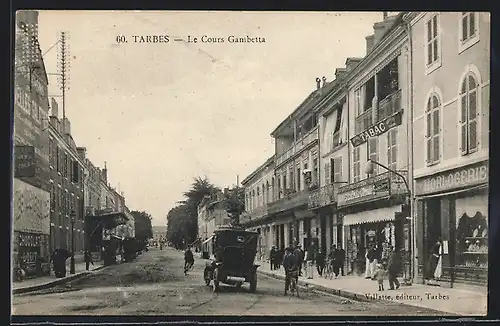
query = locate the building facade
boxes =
[47,99,86,255]
[13,11,52,277]
[339,14,412,277]
[408,12,490,286]
[240,156,275,261]
[307,68,350,258]
[198,191,231,255]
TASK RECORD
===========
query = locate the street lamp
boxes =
[70,210,76,274]
[364,159,413,285]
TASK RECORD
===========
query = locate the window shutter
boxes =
[468,90,478,151]
[324,163,330,185]
[330,158,335,183]
[460,95,468,155]
[337,157,343,182]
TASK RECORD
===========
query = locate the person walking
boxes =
[84,249,94,271]
[293,244,304,276]
[387,245,401,290]
[365,246,375,279]
[316,249,325,276]
[283,246,298,296]
[184,247,194,275]
[336,244,346,276]
[270,246,276,270]
[331,245,341,278]
[373,263,386,291]
[306,243,316,279]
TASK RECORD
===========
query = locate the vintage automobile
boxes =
[203,226,259,292]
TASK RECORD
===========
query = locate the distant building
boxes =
[198,191,231,254]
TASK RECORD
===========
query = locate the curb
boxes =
[13,265,107,295]
[257,269,372,302]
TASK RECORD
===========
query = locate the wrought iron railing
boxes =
[276,127,319,166]
[267,189,309,215]
[308,184,338,209]
[377,89,401,122]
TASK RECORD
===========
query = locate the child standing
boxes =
[374,263,385,291]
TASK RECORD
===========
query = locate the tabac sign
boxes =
[350,111,403,147]
[415,160,488,196]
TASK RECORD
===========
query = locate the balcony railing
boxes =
[267,189,310,215]
[276,127,319,166]
[377,89,402,121]
[308,184,338,210]
[355,108,373,134]
[354,89,402,135]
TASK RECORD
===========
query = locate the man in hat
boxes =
[294,244,304,276]
[270,246,277,270]
[283,246,299,295]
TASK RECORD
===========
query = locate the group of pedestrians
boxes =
[270,243,346,280]
[366,244,401,291]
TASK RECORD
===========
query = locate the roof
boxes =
[241,155,275,186]
[270,80,338,137]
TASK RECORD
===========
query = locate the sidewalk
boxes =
[256,260,487,316]
[12,260,105,294]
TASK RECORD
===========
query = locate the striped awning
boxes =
[343,205,402,226]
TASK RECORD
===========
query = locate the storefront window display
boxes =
[455,194,488,269]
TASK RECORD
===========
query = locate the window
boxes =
[48,138,54,167]
[296,167,301,191]
[355,88,362,116]
[460,73,479,155]
[50,184,56,211]
[426,14,441,72]
[426,94,441,165]
[367,138,378,176]
[387,129,398,171]
[313,158,319,185]
[353,147,361,183]
[56,147,60,172]
[324,162,331,185]
[459,12,479,52]
[333,157,343,182]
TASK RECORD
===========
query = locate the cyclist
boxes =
[283,246,298,296]
[184,246,194,275]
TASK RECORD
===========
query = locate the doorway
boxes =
[425,198,442,254]
[320,214,327,253]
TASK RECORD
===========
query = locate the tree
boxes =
[166,176,219,248]
[223,186,245,226]
[131,210,153,242]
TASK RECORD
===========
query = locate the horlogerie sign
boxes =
[415,160,488,196]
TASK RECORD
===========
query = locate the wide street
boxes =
[12,248,447,316]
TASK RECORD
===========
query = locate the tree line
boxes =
[165,176,245,249]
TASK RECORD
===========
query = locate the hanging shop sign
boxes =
[415,160,488,196]
[337,174,390,207]
[350,111,403,147]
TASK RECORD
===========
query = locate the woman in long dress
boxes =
[425,238,442,282]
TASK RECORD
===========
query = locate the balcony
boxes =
[240,204,269,225]
[276,127,319,166]
[267,189,309,215]
[355,108,373,135]
[377,90,401,121]
[354,89,402,135]
[308,184,338,210]
[337,170,409,208]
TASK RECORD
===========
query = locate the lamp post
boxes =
[70,210,76,274]
[364,159,412,285]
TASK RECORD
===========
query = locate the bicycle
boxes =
[287,270,300,298]
[323,259,335,280]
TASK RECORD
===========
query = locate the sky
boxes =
[37,11,382,226]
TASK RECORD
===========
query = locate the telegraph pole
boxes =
[57,31,70,131]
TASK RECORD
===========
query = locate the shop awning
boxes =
[86,212,129,230]
[202,236,213,244]
[343,206,402,226]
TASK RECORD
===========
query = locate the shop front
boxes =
[13,178,51,279]
[337,172,410,277]
[308,183,338,256]
[415,160,488,287]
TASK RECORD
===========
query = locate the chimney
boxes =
[102,162,108,183]
[63,117,71,135]
[373,21,386,46]
[345,57,362,72]
[383,11,388,20]
[315,77,321,90]
[322,76,327,87]
[335,68,346,80]
[366,34,375,54]
[51,98,59,117]
[77,147,87,160]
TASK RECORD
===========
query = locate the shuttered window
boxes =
[353,147,361,183]
[324,162,330,185]
[426,94,441,165]
[333,157,343,182]
[459,73,479,155]
[387,129,398,171]
[367,138,379,175]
